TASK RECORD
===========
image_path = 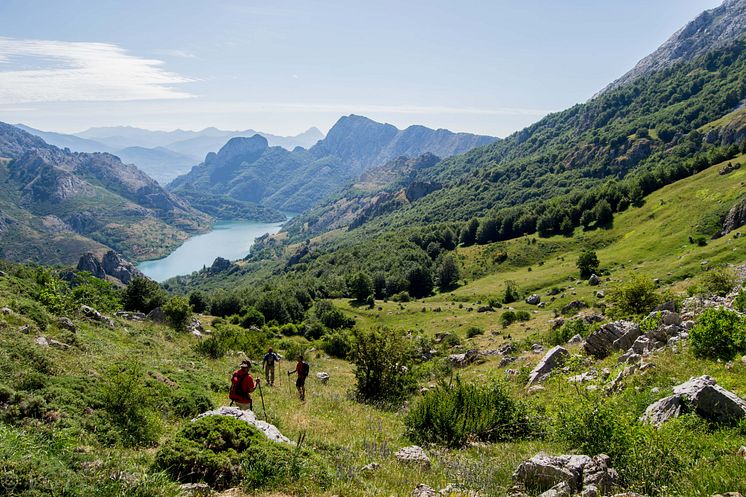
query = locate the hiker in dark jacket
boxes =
[229,360,260,410]
[262,347,280,386]
[287,355,308,401]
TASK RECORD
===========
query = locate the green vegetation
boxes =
[576,250,600,279]
[689,308,746,360]
[405,379,533,448]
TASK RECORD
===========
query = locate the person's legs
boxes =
[235,401,252,411]
[264,364,270,385]
[268,365,275,386]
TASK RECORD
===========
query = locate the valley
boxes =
[1,1,745,497]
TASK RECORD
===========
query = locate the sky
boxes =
[0,0,723,137]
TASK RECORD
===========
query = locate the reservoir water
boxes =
[137,219,285,282]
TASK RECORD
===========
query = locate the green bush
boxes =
[734,288,746,312]
[238,306,265,328]
[608,274,660,317]
[577,250,600,279]
[689,308,746,360]
[188,291,209,313]
[500,309,531,327]
[155,415,328,491]
[320,329,351,359]
[405,379,533,448]
[466,326,484,338]
[168,389,215,418]
[548,319,590,345]
[503,280,520,303]
[196,323,269,359]
[122,276,166,314]
[163,296,192,332]
[98,361,161,447]
[314,300,354,330]
[699,267,737,297]
[349,327,416,405]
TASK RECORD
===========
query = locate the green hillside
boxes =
[1,153,745,496]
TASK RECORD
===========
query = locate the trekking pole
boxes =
[257,381,268,420]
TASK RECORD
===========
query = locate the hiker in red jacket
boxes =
[229,359,260,410]
[287,355,309,401]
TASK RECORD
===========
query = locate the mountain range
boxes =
[167,115,497,212]
[0,123,213,264]
[14,124,325,185]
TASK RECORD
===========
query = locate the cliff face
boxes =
[601,0,746,94]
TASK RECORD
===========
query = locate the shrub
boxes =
[98,361,161,447]
[122,276,166,314]
[209,291,243,317]
[320,329,351,359]
[689,308,746,360]
[168,389,215,418]
[435,254,461,290]
[699,267,737,297]
[391,291,411,302]
[503,280,520,303]
[576,250,600,279]
[407,265,433,298]
[466,326,484,338]
[348,272,373,302]
[349,327,416,405]
[196,324,269,359]
[608,274,660,317]
[500,310,531,327]
[734,289,746,312]
[188,291,209,313]
[405,379,533,448]
[163,296,192,332]
[238,306,265,328]
[314,301,354,330]
[548,318,589,345]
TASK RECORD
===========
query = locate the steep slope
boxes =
[602,0,746,93]
[0,123,212,264]
[168,116,497,212]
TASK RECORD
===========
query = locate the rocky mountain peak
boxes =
[213,134,268,164]
[601,0,746,94]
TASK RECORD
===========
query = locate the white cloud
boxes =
[0,37,193,104]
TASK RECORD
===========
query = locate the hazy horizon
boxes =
[0,0,722,137]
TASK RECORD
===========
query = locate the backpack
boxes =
[229,370,248,401]
[301,361,310,377]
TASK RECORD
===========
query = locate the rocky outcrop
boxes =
[76,253,106,279]
[209,257,232,274]
[194,406,292,444]
[641,376,746,426]
[80,305,115,328]
[600,0,746,94]
[511,453,619,495]
[76,251,141,285]
[583,321,640,359]
[720,196,746,237]
[527,346,569,386]
[396,445,431,468]
[526,294,541,305]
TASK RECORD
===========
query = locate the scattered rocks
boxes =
[148,371,178,388]
[316,372,330,384]
[527,346,569,386]
[561,301,587,314]
[512,453,619,496]
[49,339,71,350]
[588,274,601,286]
[526,294,541,305]
[361,462,380,472]
[194,407,292,444]
[35,336,49,347]
[584,320,641,359]
[549,318,565,330]
[18,324,30,334]
[641,376,746,426]
[179,482,212,497]
[527,385,546,394]
[115,311,146,321]
[80,305,115,328]
[595,290,605,299]
[568,334,584,345]
[0,270,5,277]
[57,317,76,332]
[448,349,481,368]
[476,306,495,313]
[736,446,746,459]
[396,445,431,468]
[1,307,13,315]
[531,343,545,354]
[413,484,437,497]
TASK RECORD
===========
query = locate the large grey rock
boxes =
[526,294,541,305]
[588,274,600,286]
[179,483,212,497]
[396,445,431,468]
[513,453,578,491]
[527,346,569,386]
[57,316,76,332]
[80,305,115,328]
[539,482,571,497]
[584,321,640,358]
[194,406,292,444]
[147,307,167,323]
[101,250,141,284]
[642,376,746,426]
[513,453,618,495]
[582,454,619,493]
[76,252,105,279]
[413,484,437,497]
[448,349,480,368]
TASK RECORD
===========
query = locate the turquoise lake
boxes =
[137,219,285,282]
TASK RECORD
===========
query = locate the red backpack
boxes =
[229,370,249,402]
